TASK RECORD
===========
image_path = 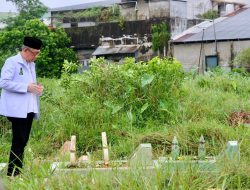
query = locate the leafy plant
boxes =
[61,57,184,129]
[118,16,125,30]
[62,60,79,75]
[151,22,170,56]
[53,5,121,23]
[197,10,219,20]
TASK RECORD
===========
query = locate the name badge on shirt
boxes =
[19,67,23,75]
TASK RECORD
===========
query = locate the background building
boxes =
[172,7,250,72]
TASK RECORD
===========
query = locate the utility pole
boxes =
[168,0,171,57]
[198,28,205,74]
[212,19,218,55]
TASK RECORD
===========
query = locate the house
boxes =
[172,7,250,72]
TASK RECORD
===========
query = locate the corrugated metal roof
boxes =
[92,45,140,56]
[173,7,250,43]
[50,0,121,12]
[212,0,246,5]
[172,17,227,41]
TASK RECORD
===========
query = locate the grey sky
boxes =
[0,0,102,12]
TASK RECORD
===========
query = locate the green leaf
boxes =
[159,100,171,113]
[140,103,149,113]
[104,101,123,114]
[127,107,133,123]
[231,81,237,91]
[141,73,154,87]
[111,105,123,114]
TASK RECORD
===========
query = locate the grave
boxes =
[50,133,241,175]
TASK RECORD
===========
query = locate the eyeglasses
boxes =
[27,48,40,56]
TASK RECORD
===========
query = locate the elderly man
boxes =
[0,36,44,176]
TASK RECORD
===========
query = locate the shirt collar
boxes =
[17,53,34,66]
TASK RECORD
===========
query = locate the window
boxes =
[205,55,218,71]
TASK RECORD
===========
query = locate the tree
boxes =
[151,24,160,55]
[151,22,170,57]
[0,0,78,78]
[4,0,48,28]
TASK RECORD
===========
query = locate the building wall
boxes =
[187,0,212,19]
[120,0,170,21]
[170,1,188,37]
[226,0,250,5]
[173,40,250,71]
[120,2,140,21]
[186,0,250,19]
[171,0,187,18]
[149,0,170,18]
[65,18,169,49]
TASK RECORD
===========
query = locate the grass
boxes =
[0,61,250,189]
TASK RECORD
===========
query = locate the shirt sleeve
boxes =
[0,58,28,93]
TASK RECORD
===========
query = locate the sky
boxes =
[0,0,103,12]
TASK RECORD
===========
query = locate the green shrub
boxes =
[65,57,184,126]
[197,10,219,20]
[35,57,184,155]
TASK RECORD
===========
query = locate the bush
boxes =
[197,10,219,20]
[65,57,184,126]
[39,57,184,154]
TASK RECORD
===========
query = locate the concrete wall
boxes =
[65,18,169,49]
[149,0,170,18]
[173,40,250,71]
[187,0,212,19]
[186,0,250,19]
[171,0,187,18]
[120,3,140,21]
[227,0,250,5]
[120,0,250,21]
[120,0,170,21]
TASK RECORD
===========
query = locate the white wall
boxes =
[171,0,187,18]
[149,1,170,18]
[233,0,250,5]
[187,0,212,19]
[120,0,170,20]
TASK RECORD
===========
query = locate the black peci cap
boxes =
[23,36,42,50]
